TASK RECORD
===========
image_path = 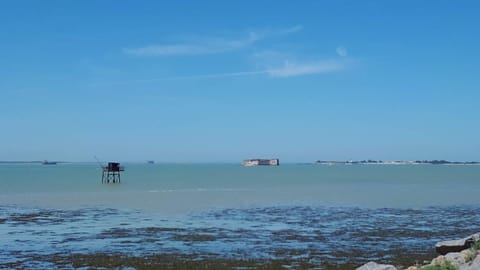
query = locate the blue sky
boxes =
[1,1,479,162]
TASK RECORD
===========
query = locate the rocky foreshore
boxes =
[357,233,480,270]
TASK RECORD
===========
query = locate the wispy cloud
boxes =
[123,35,256,56]
[123,25,303,56]
[252,50,347,77]
[91,70,267,86]
[273,25,303,35]
[266,60,345,77]
[91,59,346,86]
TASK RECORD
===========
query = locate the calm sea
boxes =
[1,163,480,268]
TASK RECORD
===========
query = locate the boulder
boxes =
[460,254,480,270]
[435,233,479,255]
[444,252,465,265]
[431,255,445,265]
[356,261,397,270]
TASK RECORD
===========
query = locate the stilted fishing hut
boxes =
[101,162,124,183]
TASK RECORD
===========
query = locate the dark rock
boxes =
[435,233,480,255]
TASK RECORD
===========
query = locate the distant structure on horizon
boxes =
[242,159,279,167]
[101,162,124,183]
[42,160,57,165]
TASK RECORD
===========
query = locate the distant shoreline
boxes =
[1,160,479,166]
[0,161,67,164]
[316,160,480,165]
[0,161,44,164]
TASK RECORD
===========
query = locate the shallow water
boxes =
[1,163,480,211]
[1,164,479,268]
[1,205,480,269]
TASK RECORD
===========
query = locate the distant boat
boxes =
[42,160,57,165]
[147,160,155,164]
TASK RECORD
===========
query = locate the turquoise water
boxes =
[1,163,479,212]
[1,164,480,268]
